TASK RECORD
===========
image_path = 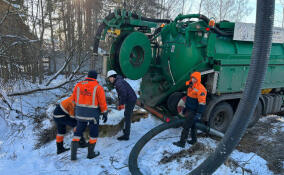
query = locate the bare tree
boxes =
[200,0,252,22]
[47,0,56,73]
[281,0,284,28]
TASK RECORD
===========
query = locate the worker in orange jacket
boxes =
[70,70,108,160]
[53,95,87,154]
[173,72,207,148]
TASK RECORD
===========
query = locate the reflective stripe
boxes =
[92,86,98,106]
[76,87,80,105]
[76,116,98,124]
[193,88,199,92]
[76,103,98,108]
[199,103,206,105]
[89,137,97,144]
[60,103,69,115]
[57,134,64,136]
[53,114,65,118]
[73,136,81,140]
[75,85,98,108]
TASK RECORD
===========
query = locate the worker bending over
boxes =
[107,70,137,141]
[53,95,87,154]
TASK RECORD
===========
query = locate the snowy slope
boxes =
[0,76,281,175]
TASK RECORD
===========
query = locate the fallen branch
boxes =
[0,34,39,43]
[7,75,83,96]
[0,89,36,119]
[7,52,91,96]
[226,157,253,175]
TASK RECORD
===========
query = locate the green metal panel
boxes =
[216,64,284,93]
[213,36,284,93]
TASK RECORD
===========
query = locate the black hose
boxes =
[199,14,233,36]
[128,120,224,174]
[199,14,210,24]
[131,13,171,24]
[210,27,233,36]
[129,120,184,175]
[189,0,275,174]
[93,12,170,55]
[93,12,115,55]
[128,0,274,174]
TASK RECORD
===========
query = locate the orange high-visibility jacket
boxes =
[60,95,75,118]
[186,72,207,104]
[185,72,207,112]
[72,78,107,120]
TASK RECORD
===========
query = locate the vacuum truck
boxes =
[93,9,284,132]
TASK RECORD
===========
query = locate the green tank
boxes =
[96,9,284,132]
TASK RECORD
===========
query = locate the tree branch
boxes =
[226,157,253,174]
[7,76,83,96]
[44,48,76,86]
[0,89,36,119]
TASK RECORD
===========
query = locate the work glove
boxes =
[186,81,193,88]
[117,105,125,111]
[102,112,108,123]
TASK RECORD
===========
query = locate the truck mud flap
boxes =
[263,95,283,115]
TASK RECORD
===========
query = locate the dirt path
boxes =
[237,115,284,174]
[158,115,284,174]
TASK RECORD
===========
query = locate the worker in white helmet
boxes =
[107,70,137,140]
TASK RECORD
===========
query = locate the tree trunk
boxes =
[47,0,56,74]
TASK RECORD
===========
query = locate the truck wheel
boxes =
[209,102,233,133]
[167,92,184,115]
[248,102,262,128]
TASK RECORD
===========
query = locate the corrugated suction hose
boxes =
[190,0,275,174]
[128,0,275,174]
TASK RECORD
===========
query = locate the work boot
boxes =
[71,141,79,161]
[79,137,88,148]
[173,128,189,148]
[117,134,129,141]
[87,143,100,159]
[172,141,185,148]
[56,142,70,154]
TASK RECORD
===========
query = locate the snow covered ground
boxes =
[0,76,283,175]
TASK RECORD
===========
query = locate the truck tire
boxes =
[209,102,233,133]
[167,92,184,115]
[248,101,262,128]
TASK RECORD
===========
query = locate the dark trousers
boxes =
[53,105,77,135]
[180,111,198,143]
[123,101,136,137]
[74,117,99,138]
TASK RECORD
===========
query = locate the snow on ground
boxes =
[0,76,281,175]
[231,151,273,175]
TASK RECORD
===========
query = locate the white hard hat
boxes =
[107,70,117,78]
